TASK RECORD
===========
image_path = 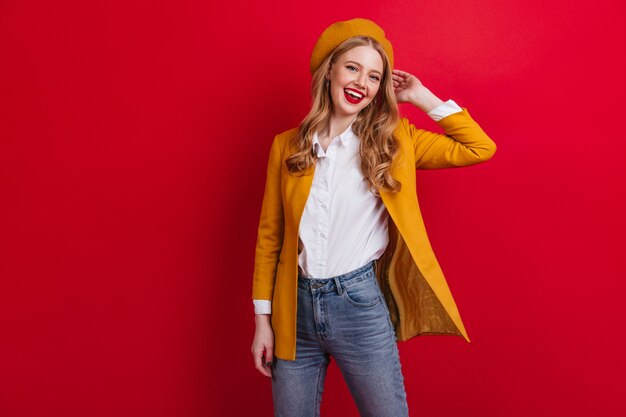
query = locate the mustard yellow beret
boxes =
[310,18,394,75]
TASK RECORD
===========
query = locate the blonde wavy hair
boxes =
[286,35,401,195]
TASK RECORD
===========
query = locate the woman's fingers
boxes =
[392,73,408,86]
[393,77,406,90]
[393,69,412,77]
[264,346,274,376]
[393,69,417,85]
[265,346,274,366]
[253,346,272,377]
[254,351,272,377]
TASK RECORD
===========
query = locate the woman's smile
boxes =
[344,88,366,104]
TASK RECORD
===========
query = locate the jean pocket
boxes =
[342,277,381,307]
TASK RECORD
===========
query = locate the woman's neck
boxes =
[326,112,358,139]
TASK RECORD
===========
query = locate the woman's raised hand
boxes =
[391,69,445,112]
[392,69,425,104]
[251,314,274,377]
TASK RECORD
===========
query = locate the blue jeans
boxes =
[270,260,410,417]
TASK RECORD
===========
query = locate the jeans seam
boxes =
[314,357,327,417]
[374,278,396,336]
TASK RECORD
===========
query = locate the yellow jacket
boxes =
[252,107,497,360]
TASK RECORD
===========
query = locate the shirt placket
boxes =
[315,140,338,277]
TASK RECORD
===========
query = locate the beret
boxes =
[310,18,394,75]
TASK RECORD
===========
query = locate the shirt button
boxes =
[320,203,326,208]
[320,231,325,238]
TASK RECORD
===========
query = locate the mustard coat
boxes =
[252,107,497,361]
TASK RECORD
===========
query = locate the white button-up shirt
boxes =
[297,118,388,279]
[254,99,463,314]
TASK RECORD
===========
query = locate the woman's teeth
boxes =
[344,89,365,103]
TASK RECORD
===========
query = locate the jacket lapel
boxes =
[283,143,316,238]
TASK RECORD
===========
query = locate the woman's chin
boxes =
[335,103,363,117]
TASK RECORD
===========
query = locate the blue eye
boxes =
[346,65,380,81]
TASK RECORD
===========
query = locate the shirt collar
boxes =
[312,119,357,156]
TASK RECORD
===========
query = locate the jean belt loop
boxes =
[333,276,343,295]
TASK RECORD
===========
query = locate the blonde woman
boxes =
[250,18,497,417]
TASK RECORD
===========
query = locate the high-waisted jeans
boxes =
[270,260,410,417]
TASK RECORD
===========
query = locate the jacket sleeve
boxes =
[405,107,497,170]
[251,135,285,302]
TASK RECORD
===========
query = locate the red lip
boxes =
[343,88,366,104]
[344,87,366,98]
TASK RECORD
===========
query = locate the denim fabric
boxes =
[270,260,409,417]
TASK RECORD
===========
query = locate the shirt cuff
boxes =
[426,99,463,121]
[253,299,272,315]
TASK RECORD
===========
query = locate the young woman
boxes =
[250,18,496,417]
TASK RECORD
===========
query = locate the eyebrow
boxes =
[345,60,382,76]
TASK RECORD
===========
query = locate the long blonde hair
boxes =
[286,36,401,196]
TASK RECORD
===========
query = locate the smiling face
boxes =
[327,45,384,118]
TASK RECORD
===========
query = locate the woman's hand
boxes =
[392,69,424,104]
[251,314,274,377]
[392,69,444,112]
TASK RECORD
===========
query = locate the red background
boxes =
[1,1,624,416]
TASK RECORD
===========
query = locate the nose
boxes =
[360,72,368,85]
[353,74,367,90]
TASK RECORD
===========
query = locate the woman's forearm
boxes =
[409,86,445,113]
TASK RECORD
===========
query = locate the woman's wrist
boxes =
[255,314,271,326]
[409,86,444,113]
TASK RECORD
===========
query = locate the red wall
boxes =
[1,1,624,416]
